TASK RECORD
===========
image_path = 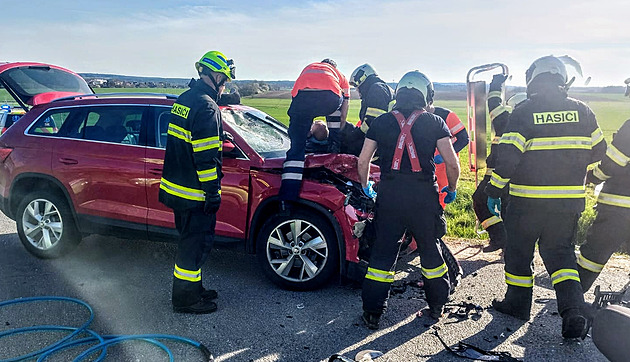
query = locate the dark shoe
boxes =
[429,305,444,320]
[562,308,590,339]
[483,243,502,253]
[361,311,380,330]
[492,298,530,321]
[173,299,218,314]
[201,288,218,300]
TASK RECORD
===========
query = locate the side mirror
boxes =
[223,139,235,153]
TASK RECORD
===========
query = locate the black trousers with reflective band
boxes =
[579,205,630,291]
[279,90,341,201]
[503,209,584,314]
[172,208,216,307]
[362,175,449,315]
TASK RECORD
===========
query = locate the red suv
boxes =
[0,62,377,290]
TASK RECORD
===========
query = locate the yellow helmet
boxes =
[350,64,377,87]
[195,51,236,81]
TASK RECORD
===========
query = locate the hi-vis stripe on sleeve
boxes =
[168,124,192,142]
[592,164,610,181]
[505,272,534,288]
[174,264,201,282]
[160,178,205,201]
[591,128,605,147]
[489,105,509,120]
[606,143,630,167]
[597,192,630,208]
[365,267,395,283]
[421,263,448,279]
[197,167,218,182]
[550,269,580,285]
[499,132,526,152]
[489,171,510,189]
[509,184,585,199]
[577,253,605,273]
[192,136,220,152]
[450,122,465,134]
[365,107,386,118]
[487,91,502,100]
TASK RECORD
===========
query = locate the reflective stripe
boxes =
[282,173,303,181]
[487,91,502,99]
[302,68,340,82]
[606,143,630,167]
[360,122,370,133]
[505,272,534,288]
[551,269,580,285]
[365,267,395,283]
[598,192,630,208]
[592,164,610,181]
[159,178,205,201]
[421,263,448,279]
[524,136,591,151]
[197,167,218,182]
[167,124,192,142]
[592,128,605,147]
[509,184,585,199]
[192,136,220,152]
[489,105,508,120]
[174,264,201,282]
[450,122,465,134]
[481,215,502,229]
[365,107,386,118]
[327,121,342,129]
[491,136,500,145]
[489,172,510,189]
[328,110,341,117]
[284,160,305,168]
[499,132,526,152]
[485,168,494,176]
[577,254,605,273]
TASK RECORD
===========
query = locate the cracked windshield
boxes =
[222,108,290,158]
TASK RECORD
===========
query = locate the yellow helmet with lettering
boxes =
[350,64,377,87]
[525,56,567,86]
[395,71,434,105]
[195,51,236,81]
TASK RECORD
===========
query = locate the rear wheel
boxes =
[256,211,339,290]
[16,191,81,258]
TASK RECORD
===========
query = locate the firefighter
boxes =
[484,56,606,339]
[472,73,511,252]
[358,71,460,329]
[158,50,235,314]
[279,59,350,204]
[578,117,630,292]
[341,64,394,156]
[429,105,469,208]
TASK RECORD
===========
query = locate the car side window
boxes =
[79,107,145,145]
[156,109,170,149]
[28,110,72,135]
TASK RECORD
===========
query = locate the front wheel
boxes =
[256,211,339,290]
[16,191,81,258]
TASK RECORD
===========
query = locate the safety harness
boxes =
[391,109,425,172]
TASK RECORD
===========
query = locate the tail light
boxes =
[0,147,13,162]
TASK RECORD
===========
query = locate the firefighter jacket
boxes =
[591,119,630,208]
[485,91,606,213]
[159,79,223,210]
[366,108,451,180]
[485,77,511,171]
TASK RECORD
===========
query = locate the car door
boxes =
[145,106,251,241]
[48,105,149,238]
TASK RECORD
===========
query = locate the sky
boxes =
[3,0,630,87]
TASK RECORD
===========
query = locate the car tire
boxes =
[16,191,81,258]
[256,210,339,291]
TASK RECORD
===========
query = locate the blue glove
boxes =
[487,197,501,216]
[434,154,444,165]
[362,181,377,199]
[440,186,457,204]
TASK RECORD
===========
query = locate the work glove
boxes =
[487,197,501,217]
[440,186,457,204]
[362,181,377,199]
[434,154,444,165]
[490,73,508,87]
[204,193,221,215]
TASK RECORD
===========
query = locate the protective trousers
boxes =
[362,175,450,316]
[279,90,341,201]
[172,208,216,307]
[503,210,584,314]
[472,175,506,247]
[578,205,630,292]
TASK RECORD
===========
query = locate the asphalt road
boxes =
[0,213,628,362]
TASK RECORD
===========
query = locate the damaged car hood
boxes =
[261,153,380,183]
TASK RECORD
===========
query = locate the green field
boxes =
[3,87,629,243]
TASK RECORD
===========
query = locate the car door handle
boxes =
[148,168,163,175]
[58,158,78,165]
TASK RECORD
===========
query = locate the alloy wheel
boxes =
[21,198,63,250]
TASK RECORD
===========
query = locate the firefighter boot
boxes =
[483,224,506,253]
[201,288,218,300]
[492,286,532,321]
[577,266,599,293]
[361,311,381,330]
[173,299,217,314]
[561,307,590,339]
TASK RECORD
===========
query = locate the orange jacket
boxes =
[291,62,350,99]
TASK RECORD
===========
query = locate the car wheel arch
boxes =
[9,173,78,226]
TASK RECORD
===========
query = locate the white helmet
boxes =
[506,92,528,109]
[395,71,434,105]
[525,56,568,86]
[350,64,377,87]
